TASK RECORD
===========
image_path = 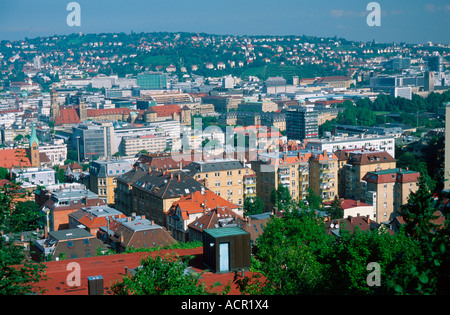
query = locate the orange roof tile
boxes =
[0,148,31,168]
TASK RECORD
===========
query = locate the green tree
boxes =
[250,210,332,294]
[270,185,292,211]
[243,196,265,216]
[0,167,9,180]
[306,187,322,211]
[327,196,344,220]
[111,254,228,295]
[0,187,47,294]
[7,201,45,233]
[400,177,441,240]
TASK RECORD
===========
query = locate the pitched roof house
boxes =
[99,215,177,253]
[167,189,242,242]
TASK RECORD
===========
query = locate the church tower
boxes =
[29,123,40,168]
[78,96,87,122]
[50,90,59,123]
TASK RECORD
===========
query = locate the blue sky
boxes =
[0,0,449,44]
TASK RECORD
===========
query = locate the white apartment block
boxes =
[305,135,396,158]
[119,133,167,157]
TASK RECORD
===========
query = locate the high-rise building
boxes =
[72,122,115,161]
[50,90,59,124]
[424,71,435,92]
[137,72,168,90]
[428,54,444,73]
[286,107,319,141]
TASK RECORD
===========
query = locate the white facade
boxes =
[39,143,68,166]
[305,135,396,158]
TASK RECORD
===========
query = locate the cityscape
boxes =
[0,1,449,299]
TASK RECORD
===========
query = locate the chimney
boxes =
[356,200,360,206]
[348,215,353,224]
[366,215,370,224]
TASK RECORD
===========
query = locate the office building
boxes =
[137,72,168,90]
[286,107,319,141]
[72,122,115,161]
[428,54,444,73]
[118,133,167,157]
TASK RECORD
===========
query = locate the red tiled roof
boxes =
[55,108,80,125]
[323,199,372,210]
[33,247,260,295]
[0,148,31,168]
[169,190,238,220]
[146,104,181,117]
[87,108,138,117]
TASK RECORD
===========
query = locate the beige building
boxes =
[251,151,311,212]
[343,150,397,202]
[309,150,339,203]
[183,159,252,207]
[89,159,134,205]
[362,168,420,223]
[129,169,205,227]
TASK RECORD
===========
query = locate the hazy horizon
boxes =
[0,0,449,45]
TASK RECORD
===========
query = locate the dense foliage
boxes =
[238,179,449,295]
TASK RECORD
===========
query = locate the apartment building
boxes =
[183,159,252,206]
[304,135,396,158]
[251,151,311,212]
[129,169,205,227]
[166,189,242,242]
[309,150,339,203]
[89,159,134,205]
[40,186,105,231]
[362,168,420,223]
[118,133,167,157]
[343,149,397,202]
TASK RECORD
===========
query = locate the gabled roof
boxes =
[55,108,80,125]
[362,168,420,184]
[347,150,396,166]
[131,169,205,199]
[145,104,181,117]
[0,148,31,168]
[170,190,239,221]
[187,207,239,232]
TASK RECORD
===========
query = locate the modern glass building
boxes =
[286,107,319,141]
[136,72,168,89]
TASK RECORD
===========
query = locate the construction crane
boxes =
[13,92,21,111]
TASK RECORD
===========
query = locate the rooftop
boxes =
[204,226,249,238]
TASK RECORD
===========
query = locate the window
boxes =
[67,241,74,248]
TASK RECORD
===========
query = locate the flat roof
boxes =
[204,227,249,238]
